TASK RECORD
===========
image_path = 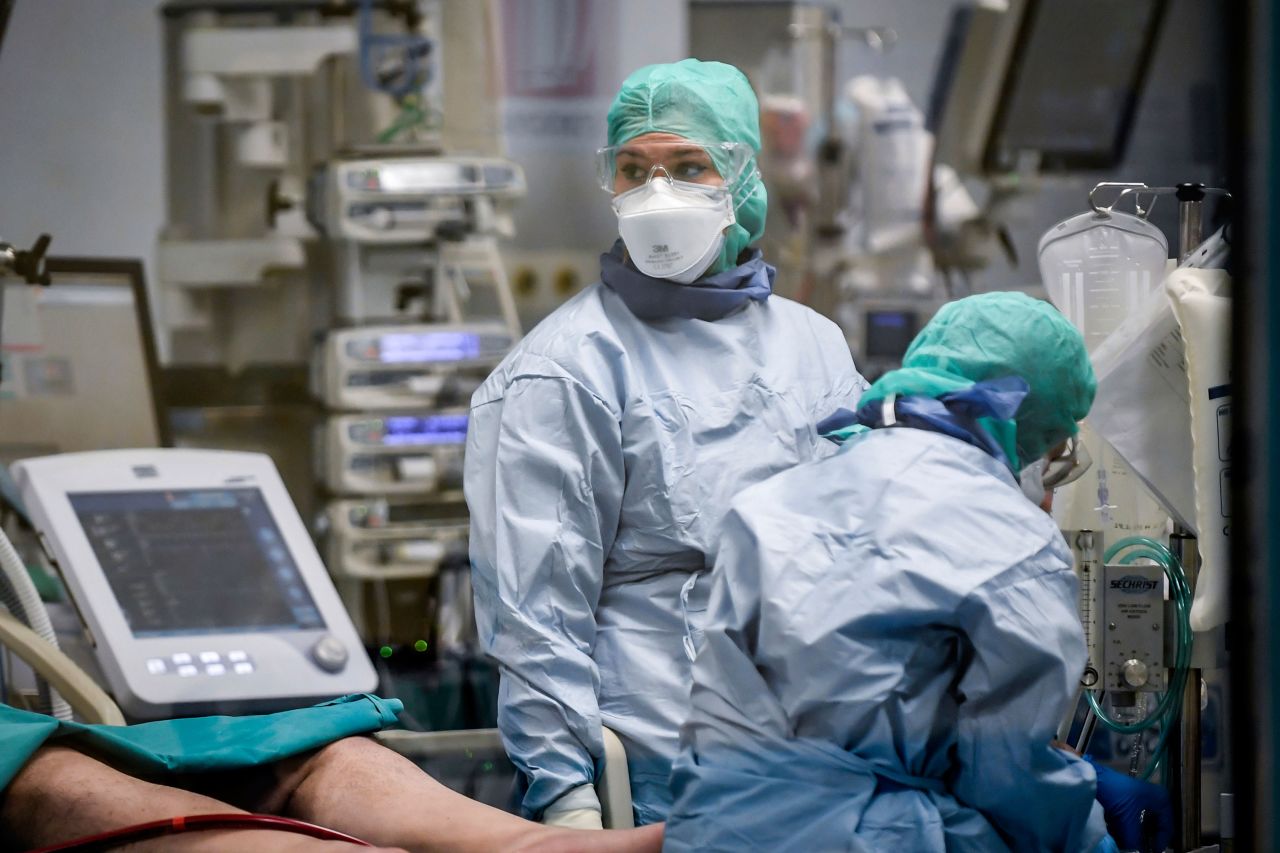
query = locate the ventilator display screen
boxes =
[69,488,325,637]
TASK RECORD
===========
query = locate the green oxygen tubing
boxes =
[1084,537,1196,780]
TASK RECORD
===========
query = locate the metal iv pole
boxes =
[1090,179,1231,852]
[1170,181,1206,853]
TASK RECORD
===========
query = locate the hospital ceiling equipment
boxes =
[150,0,525,705]
[0,1,529,749]
[691,0,1168,381]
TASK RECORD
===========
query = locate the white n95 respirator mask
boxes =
[1019,436,1091,508]
[612,176,735,284]
[1019,458,1048,507]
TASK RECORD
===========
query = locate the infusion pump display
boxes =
[321,412,468,496]
[317,323,513,411]
[14,449,377,720]
[344,159,524,195]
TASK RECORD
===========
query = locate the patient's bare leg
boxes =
[259,737,665,853]
[0,745,404,852]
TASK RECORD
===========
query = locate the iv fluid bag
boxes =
[1039,210,1169,352]
[1042,210,1172,541]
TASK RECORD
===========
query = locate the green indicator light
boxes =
[414,639,429,652]
[379,646,393,658]
[483,761,495,772]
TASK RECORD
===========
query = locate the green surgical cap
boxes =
[858,292,1097,467]
[606,58,768,275]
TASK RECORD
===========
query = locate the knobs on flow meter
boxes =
[1122,658,1149,688]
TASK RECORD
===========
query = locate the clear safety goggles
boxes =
[1042,436,1093,490]
[594,140,756,195]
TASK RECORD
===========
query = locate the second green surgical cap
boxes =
[859,292,1097,467]
[606,58,768,274]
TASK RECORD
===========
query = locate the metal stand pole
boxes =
[1169,532,1202,851]
[1171,184,1205,852]
[1176,183,1206,263]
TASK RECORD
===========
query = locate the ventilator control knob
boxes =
[311,635,349,672]
[1122,659,1149,688]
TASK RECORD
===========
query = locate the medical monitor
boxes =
[931,0,1167,174]
[864,309,919,361]
[14,449,377,720]
[69,488,325,638]
[0,258,167,466]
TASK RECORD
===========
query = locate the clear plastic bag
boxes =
[1039,210,1169,352]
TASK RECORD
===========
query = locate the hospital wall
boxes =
[0,0,166,275]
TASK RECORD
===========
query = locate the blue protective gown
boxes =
[664,426,1109,851]
[465,277,864,825]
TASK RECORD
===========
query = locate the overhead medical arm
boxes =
[0,611,124,725]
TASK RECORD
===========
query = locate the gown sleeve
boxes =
[949,553,1109,853]
[465,363,624,818]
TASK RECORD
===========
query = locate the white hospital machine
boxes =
[308,154,526,325]
[154,5,521,639]
[310,320,488,648]
[324,497,468,582]
[314,323,514,412]
[319,410,467,497]
[11,449,376,720]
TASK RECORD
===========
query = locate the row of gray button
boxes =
[147,650,255,677]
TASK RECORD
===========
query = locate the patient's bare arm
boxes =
[250,736,663,853]
[0,738,664,853]
[0,744,393,852]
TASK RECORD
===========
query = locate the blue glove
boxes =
[1087,757,1174,852]
[1095,835,1121,853]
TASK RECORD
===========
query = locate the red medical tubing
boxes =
[26,812,373,851]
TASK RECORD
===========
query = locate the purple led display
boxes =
[378,332,482,364]
[381,414,469,446]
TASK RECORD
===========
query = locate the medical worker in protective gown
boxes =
[664,292,1172,852]
[465,58,865,827]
